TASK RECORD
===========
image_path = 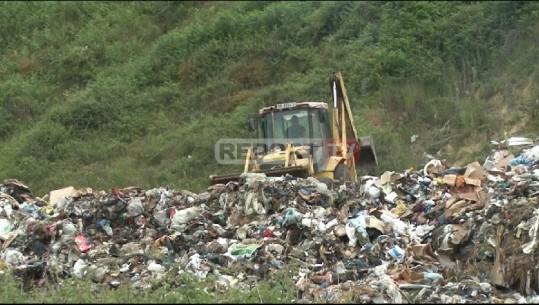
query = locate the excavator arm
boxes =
[330,72,378,178]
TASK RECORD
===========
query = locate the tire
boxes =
[334,163,351,184]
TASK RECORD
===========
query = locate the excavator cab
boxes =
[257,105,327,151]
[244,102,331,179]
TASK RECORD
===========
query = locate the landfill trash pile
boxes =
[1,136,539,303]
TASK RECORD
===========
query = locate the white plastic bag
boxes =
[73,259,88,278]
[345,223,357,246]
[244,190,266,215]
[60,222,77,242]
[380,213,407,235]
[148,261,166,273]
[171,206,201,231]
[127,197,144,217]
[153,209,169,228]
[3,248,23,266]
[0,218,12,235]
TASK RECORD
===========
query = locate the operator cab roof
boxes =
[259,102,328,115]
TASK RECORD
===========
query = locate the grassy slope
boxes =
[0,1,537,196]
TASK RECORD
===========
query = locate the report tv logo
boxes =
[214,138,359,165]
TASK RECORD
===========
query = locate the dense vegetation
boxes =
[0,1,537,197]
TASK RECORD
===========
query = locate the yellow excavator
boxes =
[209,71,378,187]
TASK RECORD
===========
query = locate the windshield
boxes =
[260,109,327,142]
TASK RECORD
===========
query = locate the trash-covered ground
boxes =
[2,137,539,303]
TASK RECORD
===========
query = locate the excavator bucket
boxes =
[209,166,310,185]
[209,173,243,185]
[357,136,379,175]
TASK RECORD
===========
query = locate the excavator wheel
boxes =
[334,163,351,185]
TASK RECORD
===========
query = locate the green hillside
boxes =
[0,1,537,196]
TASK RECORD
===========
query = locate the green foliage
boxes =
[0,76,53,139]
[0,1,537,197]
[0,264,297,303]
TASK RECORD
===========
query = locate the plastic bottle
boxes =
[103,224,113,236]
[387,245,404,260]
[99,219,113,236]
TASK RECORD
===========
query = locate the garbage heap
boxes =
[1,137,539,303]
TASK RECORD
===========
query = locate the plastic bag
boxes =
[317,218,338,233]
[301,217,317,228]
[345,223,357,246]
[423,272,444,284]
[364,179,381,198]
[127,197,144,217]
[229,243,260,259]
[60,222,77,242]
[3,204,13,219]
[219,192,228,209]
[241,172,267,188]
[74,235,92,253]
[282,208,302,227]
[0,218,12,235]
[55,196,71,211]
[380,213,407,235]
[348,213,369,246]
[185,253,208,278]
[244,190,266,215]
[170,206,200,231]
[103,225,113,236]
[3,248,23,266]
[153,209,170,228]
[148,261,166,273]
